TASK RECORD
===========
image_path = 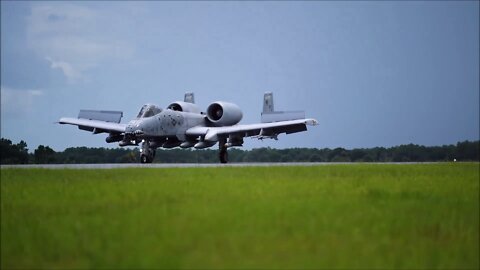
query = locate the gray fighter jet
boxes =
[58,92,318,163]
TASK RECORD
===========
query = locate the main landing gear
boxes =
[139,139,232,164]
[219,139,228,164]
[219,145,228,164]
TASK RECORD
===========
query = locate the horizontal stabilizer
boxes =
[78,110,123,123]
[261,110,306,123]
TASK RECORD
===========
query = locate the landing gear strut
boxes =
[140,140,155,163]
[219,139,228,164]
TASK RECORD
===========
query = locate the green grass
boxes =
[1,163,479,269]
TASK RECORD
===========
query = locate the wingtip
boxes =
[57,117,69,124]
[306,119,319,126]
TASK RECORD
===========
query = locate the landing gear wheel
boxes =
[140,140,155,164]
[140,154,153,164]
[219,147,228,164]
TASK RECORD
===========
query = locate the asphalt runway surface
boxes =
[2,163,331,169]
[1,162,438,169]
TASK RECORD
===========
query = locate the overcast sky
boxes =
[1,1,479,152]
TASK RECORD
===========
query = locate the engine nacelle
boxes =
[106,134,123,143]
[206,101,243,126]
[167,101,201,113]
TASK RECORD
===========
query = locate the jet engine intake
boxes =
[206,102,243,126]
[167,102,201,113]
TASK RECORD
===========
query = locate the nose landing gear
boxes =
[140,140,156,164]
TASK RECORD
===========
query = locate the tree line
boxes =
[0,138,478,164]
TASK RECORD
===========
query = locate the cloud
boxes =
[1,86,44,116]
[26,3,134,83]
[45,57,82,83]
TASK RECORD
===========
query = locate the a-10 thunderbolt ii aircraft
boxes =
[58,92,318,163]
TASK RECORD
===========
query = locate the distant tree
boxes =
[350,149,366,162]
[392,144,422,162]
[455,141,480,161]
[1,137,479,164]
[117,150,139,163]
[329,148,350,162]
[372,147,388,162]
[0,138,29,164]
[309,154,323,162]
[34,145,56,164]
[229,148,246,162]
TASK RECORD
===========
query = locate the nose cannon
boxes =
[116,120,145,147]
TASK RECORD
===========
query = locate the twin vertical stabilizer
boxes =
[184,92,195,104]
[263,92,274,113]
[261,92,305,123]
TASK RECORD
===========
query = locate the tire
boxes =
[219,148,228,164]
[140,154,153,164]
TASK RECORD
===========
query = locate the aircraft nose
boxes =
[126,123,134,133]
[126,120,144,135]
[126,121,139,133]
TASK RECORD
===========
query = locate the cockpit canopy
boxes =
[136,104,162,118]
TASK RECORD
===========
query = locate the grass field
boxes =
[1,163,479,269]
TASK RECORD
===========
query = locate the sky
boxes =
[1,1,479,152]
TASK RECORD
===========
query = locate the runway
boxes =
[0,162,438,169]
[1,162,332,169]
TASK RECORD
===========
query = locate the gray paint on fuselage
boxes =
[134,110,206,139]
[175,111,205,141]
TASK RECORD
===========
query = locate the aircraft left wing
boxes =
[186,118,318,142]
[58,117,127,134]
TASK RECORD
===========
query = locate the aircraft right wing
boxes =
[58,117,127,134]
[186,118,318,142]
[58,110,126,134]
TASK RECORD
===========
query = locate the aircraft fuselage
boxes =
[126,110,205,140]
